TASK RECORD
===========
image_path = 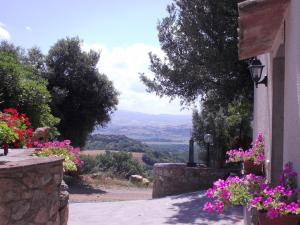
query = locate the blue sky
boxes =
[0,0,193,115]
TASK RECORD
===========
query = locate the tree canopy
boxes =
[0,49,59,136]
[46,37,119,147]
[141,0,254,158]
[141,0,253,106]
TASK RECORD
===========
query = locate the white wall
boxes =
[283,0,300,184]
[253,54,273,181]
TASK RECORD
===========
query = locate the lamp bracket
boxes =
[255,75,268,88]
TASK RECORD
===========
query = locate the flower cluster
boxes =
[248,184,300,219]
[203,174,265,213]
[33,140,83,172]
[0,108,33,148]
[279,162,298,191]
[226,132,265,165]
[204,162,300,220]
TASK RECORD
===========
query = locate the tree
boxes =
[0,50,59,136]
[46,37,118,147]
[140,0,254,159]
[140,0,253,106]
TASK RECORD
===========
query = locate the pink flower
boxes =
[206,188,215,198]
[267,208,279,219]
[203,202,215,213]
[263,197,273,207]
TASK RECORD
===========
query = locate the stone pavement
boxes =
[69,191,244,225]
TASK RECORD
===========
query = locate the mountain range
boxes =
[94,110,192,143]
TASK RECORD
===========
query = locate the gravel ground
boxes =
[69,191,243,225]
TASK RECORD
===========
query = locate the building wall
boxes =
[283,0,300,184]
[252,0,300,185]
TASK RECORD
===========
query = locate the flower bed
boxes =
[33,140,83,173]
[0,108,33,155]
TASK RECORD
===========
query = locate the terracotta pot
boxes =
[214,160,222,169]
[243,160,264,175]
[258,212,300,225]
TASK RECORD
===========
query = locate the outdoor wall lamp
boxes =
[204,134,213,167]
[248,57,268,88]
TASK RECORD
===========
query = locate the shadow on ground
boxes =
[166,192,243,225]
[69,182,107,195]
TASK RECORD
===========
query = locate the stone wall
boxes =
[0,150,68,225]
[152,163,239,198]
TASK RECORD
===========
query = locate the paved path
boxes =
[69,191,243,225]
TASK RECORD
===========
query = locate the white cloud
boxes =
[25,26,32,31]
[0,22,10,40]
[83,43,191,115]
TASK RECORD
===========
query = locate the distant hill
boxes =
[84,134,150,152]
[94,110,192,143]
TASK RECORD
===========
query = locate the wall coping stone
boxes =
[0,148,64,173]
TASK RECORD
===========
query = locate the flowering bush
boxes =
[204,161,300,220]
[0,123,18,147]
[226,132,265,165]
[203,174,265,213]
[33,140,83,172]
[248,162,300,219]
[0,108,33,148]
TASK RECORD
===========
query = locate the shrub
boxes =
[0,122,18,147]
[33,140,83,172]
[80,151,145,179]
[0,108,33,148]
[79,155,98,174]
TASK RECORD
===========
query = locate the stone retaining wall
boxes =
[0,150,68,225]
[152,163,239,198]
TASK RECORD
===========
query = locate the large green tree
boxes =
[46,37,118,147]
[141,0,252,105]
[0,49,59,135]
[141,0,253,157]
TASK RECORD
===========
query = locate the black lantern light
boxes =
[248,58,267,88]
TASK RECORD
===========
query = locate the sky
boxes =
[0,0,193,115]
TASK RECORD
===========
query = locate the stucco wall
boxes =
[283,0,300,185]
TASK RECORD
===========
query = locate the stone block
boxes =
[11,200,31,220]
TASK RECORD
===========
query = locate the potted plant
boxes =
[0,123,17,155]
[213,148,224,169]
[203,174,265,213]
[226,133,265,175]
[248,186,300,225]
[248,162,300,225]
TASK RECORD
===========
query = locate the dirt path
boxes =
[68,175,152,203]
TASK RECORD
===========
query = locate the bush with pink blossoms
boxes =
[226,132,265,165]
[248,162,300,219]
[33,140,83,172]
[203,174,265,213]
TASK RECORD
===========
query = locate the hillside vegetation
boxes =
[84,134,150,152]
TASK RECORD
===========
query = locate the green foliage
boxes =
[46,37,119,147]
[80,151,145,178]
[84,134,150,152]
[0,122,17,145]
[142,149,186,166]
[193,97,252,162]
[0,48,59,136]
[140,0,253,106]
[34,148,77,172]
[139,0,254,163]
